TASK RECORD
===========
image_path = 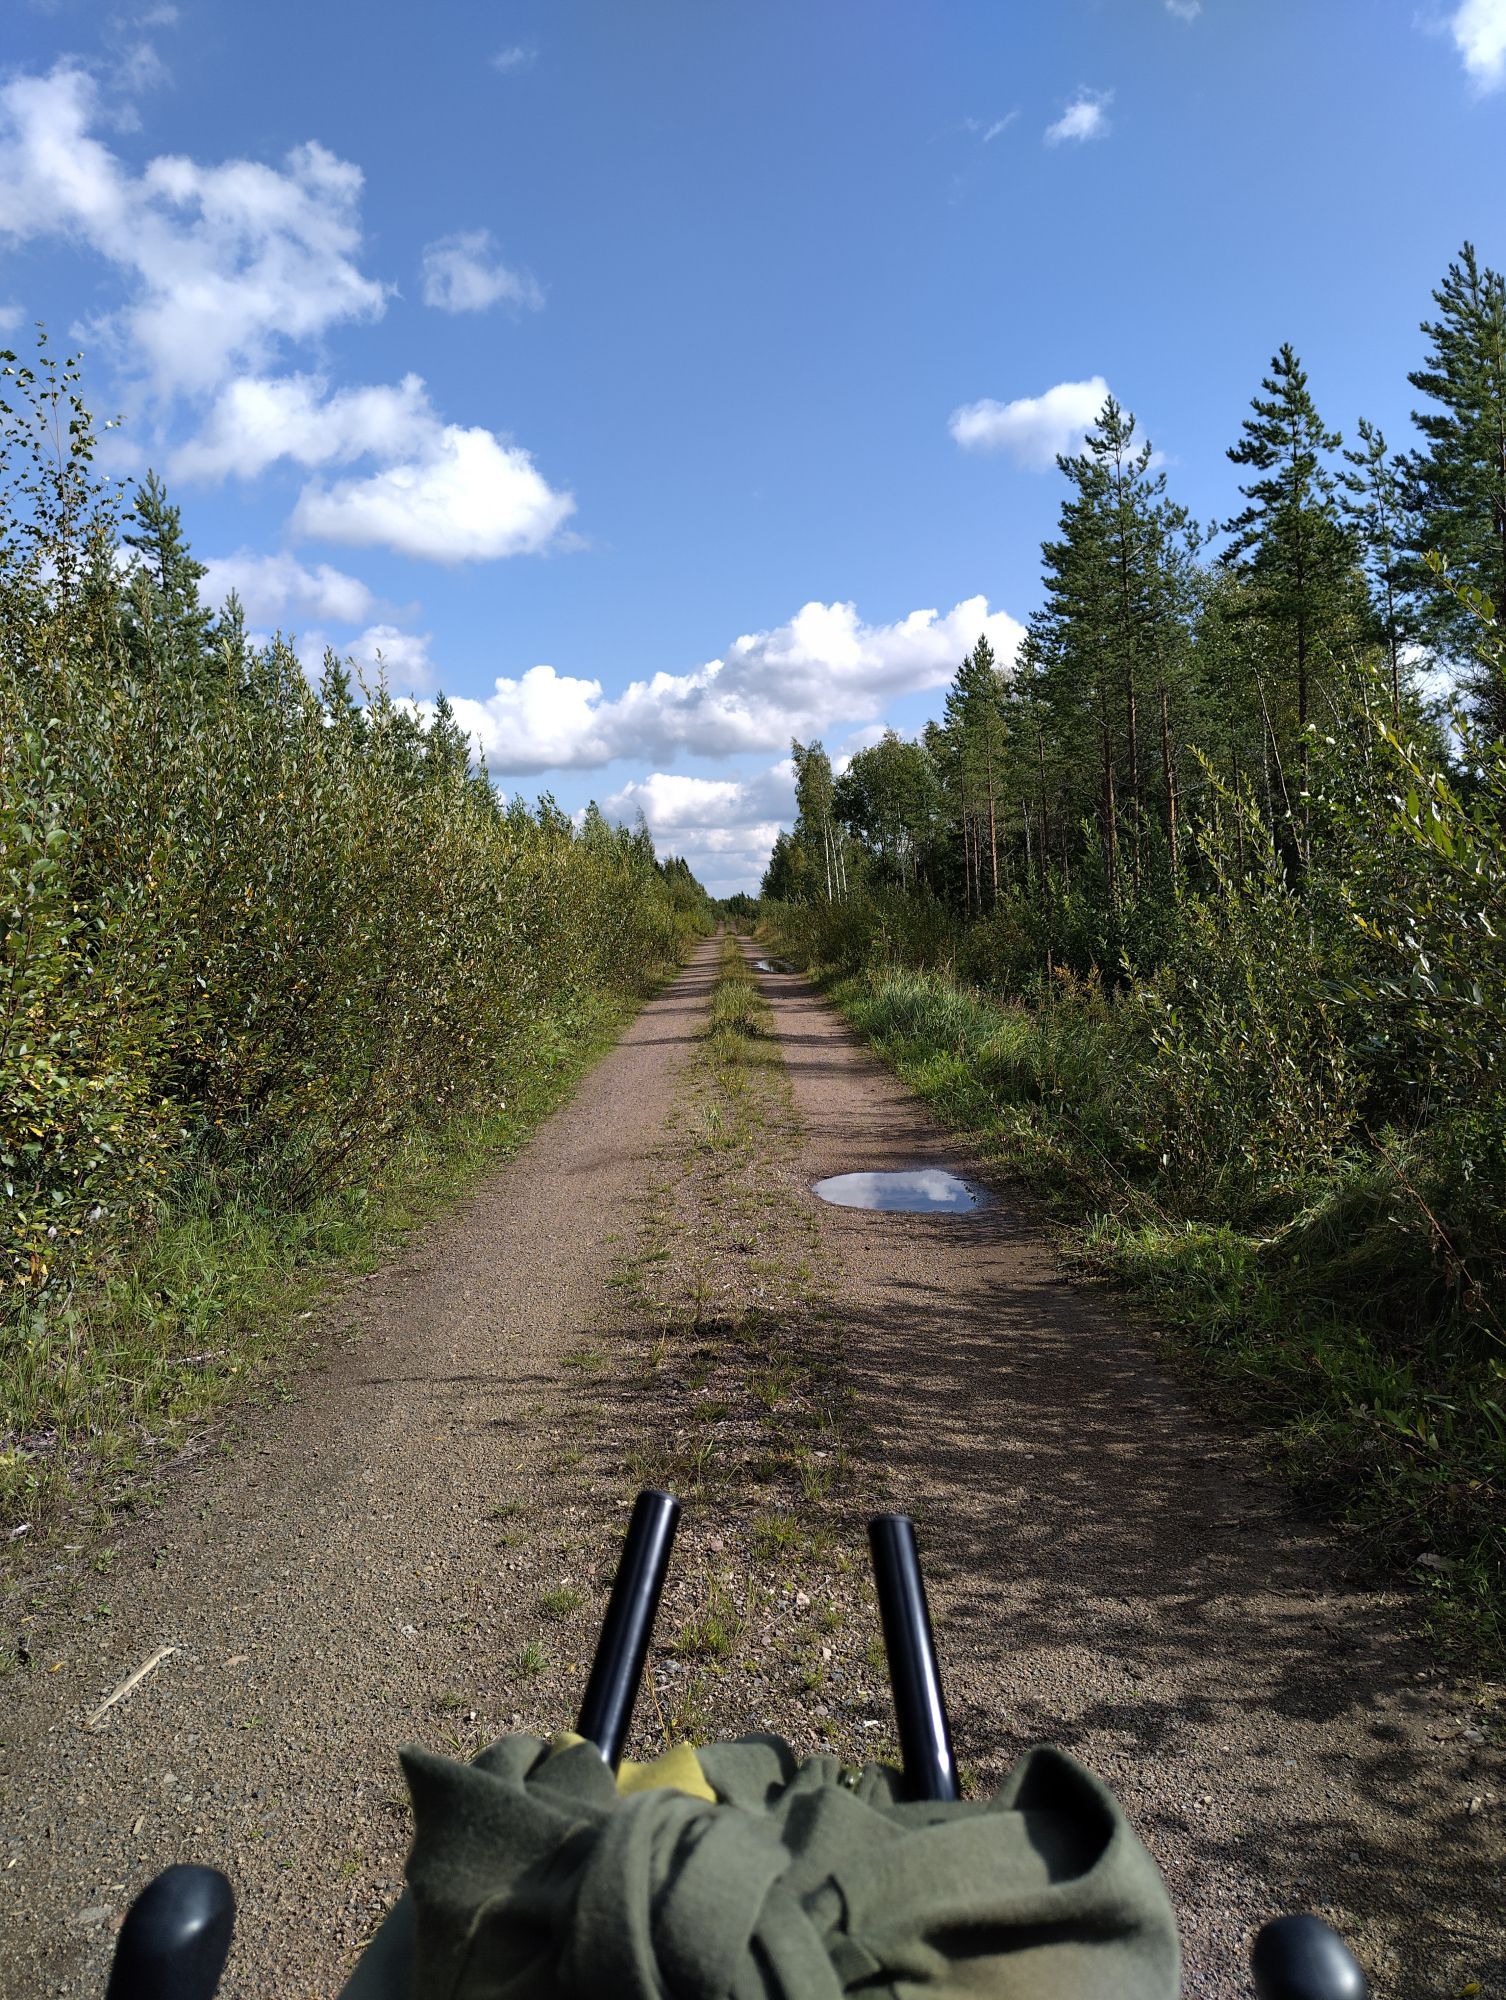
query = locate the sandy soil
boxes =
[1,930,1501,1998]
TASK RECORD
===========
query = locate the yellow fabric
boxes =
[547,1732,717,1804]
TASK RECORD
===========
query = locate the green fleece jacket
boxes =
[340,1732,1180,2000]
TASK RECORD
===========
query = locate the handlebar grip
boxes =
[867,1513,959,1802]
[575,1488,681,1768]
[105,1864,235,2000]
[1251,1914,1368,2000]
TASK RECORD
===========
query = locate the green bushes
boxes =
[0,348,706,1508]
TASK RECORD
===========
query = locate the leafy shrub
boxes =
[0,347,706,1313]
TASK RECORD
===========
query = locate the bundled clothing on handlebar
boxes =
[341,1730,1179,2000]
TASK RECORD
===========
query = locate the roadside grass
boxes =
[1,983,661,1547]
[795,957,1505,1670]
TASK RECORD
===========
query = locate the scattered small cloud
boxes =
[1044,89,1113,145]
[1164,0,1201,20]
[962,111,1018,143]
[420,230,543,314]
[949,376,1109,468]
[1449,0,1506,89]
[0,304,23,333]
[491,44,536,74]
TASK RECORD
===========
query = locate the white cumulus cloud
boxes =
[1044,90,1113,144]
[1165,0,1201,19]
[440,595,1024,775]
[421,230,543,314]
[1450,0,1506,87]
[492,45,537,74]
[346,623,437,691]
[0,62,387,397]
[601,764,796,898]
[0,60,568,569]
[197,550,377,627]
[170,370,575,563]
[171,373,433,482]
[291,423,574,563]
[949,377,1109,468]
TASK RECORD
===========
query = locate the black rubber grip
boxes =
[1251,1914,1369,1999]
[105,1864,235,2000]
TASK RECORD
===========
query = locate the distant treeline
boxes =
[1,341,709,1317]
[761,243,1506,1654]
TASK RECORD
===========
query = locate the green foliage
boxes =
[0,345,709,1503]
[1135,767,1366,1219]
[1404,240,1506,727]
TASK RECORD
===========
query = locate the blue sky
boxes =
[3,0,1504,892]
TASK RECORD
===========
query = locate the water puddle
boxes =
[811,1169,989,1214]
[752,958,792,974]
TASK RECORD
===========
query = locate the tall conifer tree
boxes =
[1404,241,1506,732]
[1223,345,1364,861]
[1342,418,1416,726]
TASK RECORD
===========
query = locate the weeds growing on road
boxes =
[557,935,897,1768]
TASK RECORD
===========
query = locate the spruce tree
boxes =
[211,587,252,689]
[424,690,472,784]
[120,469,212,676]
[1403,242,1506,731]
[942,635,1009,907]
[1342,418,1416,726]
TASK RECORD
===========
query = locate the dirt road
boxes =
[2,933,1501,1997]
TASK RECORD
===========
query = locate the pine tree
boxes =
[1403,242,1506,732]
[1223,345,1364,856]
[120,469,212,677]
[1027,396,1198,902]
